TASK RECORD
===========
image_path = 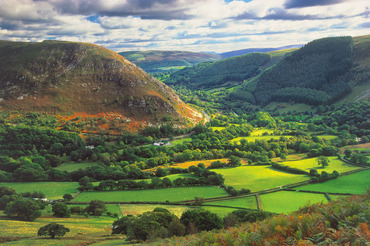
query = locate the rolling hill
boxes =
[0,40,203,124]
[219,44,301,59]
[233,35,370,106]
[163,52,273,89]
[119,50,221,73]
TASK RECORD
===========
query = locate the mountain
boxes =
[231,35,370,106]
[119,50,221,73]
[163,49,296,89]
[0,40,203,124]
[219,45,302,59]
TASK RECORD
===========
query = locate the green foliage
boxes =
[52,202,70,218]
[38,222,70,239]
[317,156,330,167]
[5,199,41,221]
[180,209,223,233]
[85,200,107,216]
[233,36,354,106]
[165,53,271,89]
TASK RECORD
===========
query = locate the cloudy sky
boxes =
[0,0,369,53]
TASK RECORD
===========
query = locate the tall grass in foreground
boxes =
[155,191,370,245]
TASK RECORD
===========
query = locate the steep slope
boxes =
[0,40,203,124]
[232,36,370,106]
[164,52,272,89]
[119,50,221,73]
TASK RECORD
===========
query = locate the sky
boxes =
[0,0,369,53]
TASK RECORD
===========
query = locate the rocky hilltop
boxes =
[0,40,203,124]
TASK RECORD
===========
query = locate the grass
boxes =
[147,158,231,171]
[264,102,315,114]
[272,153,306,162]
[213,166,309,192]
[168,137,192,146]
[119,204,190,217]
[316,135,338,141]
[73,186,228,203]
[250,128,275,136]
[164,173,199,182]
[210,126,226,131]
[281,156,359,174]
[0,182,79,199]
[298,170,370,194]
[203,206,239,217]
[205,196,257,210]
[230,135,283,143]
[260,191,327,214]
[55,162,100,172]
[3,239,89,245]
[0,216,114,238]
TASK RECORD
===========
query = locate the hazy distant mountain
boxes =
[219,45,302,59]
[119,50,221,73]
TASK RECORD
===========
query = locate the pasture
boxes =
[0,216,114,238]
[213,166,309,192]
[250,128,275,136]
[55,162,100,172]
[230,135,284,143]
[0,182,79,199]
[168,137,192,146]
[205,196,257,210]
[281,157,359,173]
[298,170,370,194]
[119,204,190,217]
[73,186,228,202]
[260,191,327,214]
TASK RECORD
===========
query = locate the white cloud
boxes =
[0,0,368,53]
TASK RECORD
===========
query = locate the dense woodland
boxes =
[164,53,271,89]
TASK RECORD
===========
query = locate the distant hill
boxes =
[0,40,203,124]
[231,36,370,106]
[219,45,302,59]
[163,53,272,89]
[119,50,221,73]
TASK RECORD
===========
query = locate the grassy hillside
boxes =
[234,36,354,106]
[119,50,221,73]
[0,40,203,124]
[231,35,370,107]
[164,53,271,89]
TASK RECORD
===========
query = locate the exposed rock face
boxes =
[0,40,203,123]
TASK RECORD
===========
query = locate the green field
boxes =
[164,173,199,181]
[317,135,338,141]
[119,204,190,217]
[250,128,275,136]
[203,206,239,217]
[298,170,370,194]
[210,126,226,131]
[213,166,309,192]
[169,137,192,146]
[264,102,315,114]
[281,157,359,174]
[205,196,257,210]
[73,186,228,202]
[55,162,100,172]
[0,182,79,199]
[0,216,114,238]
[260,191,327,214]
[230,135,283,143]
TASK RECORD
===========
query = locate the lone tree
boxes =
[38,222,70,239]
[317,156,330,168]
